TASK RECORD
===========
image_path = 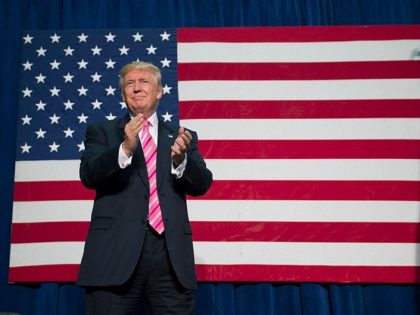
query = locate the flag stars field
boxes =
[11,28,193,281]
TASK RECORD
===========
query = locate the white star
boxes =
[91,99,102,109]
[36,46,47,56]
[63,127,75,138]
[132,32,143,42]
[119,45,130,55]
[49,114,61,124]
[50,59,61,70]
[78,59,88,69]
[78,86,88,96]
[105,32,116,42]
[35,73,46,83]
[106,113,117,120]
[160,57,171,68]
[77,141,85,151]
[22,87,33,98]
[49,86,61,96]
[105,58,116,69]
[120,101,127,109]
[63,46,75,56]
[77,113,89,124]
[78,33,88,42]
[105,85,116,95]
[161,112,173,122]
[49,142,60,152]
[35,128,46,139]
[91,72,102,82]
[63,72,74,82]
[146,45,157,55]
[63,99,74,110]
[91,45,102,55]
[22,61,33,71]
[162,84,172,94]
[50,33,61,43]
[21,143,31,153]
[35,100,47,111]
[21,115,32,125]
[23,34,33,44]
[160,31,171,41]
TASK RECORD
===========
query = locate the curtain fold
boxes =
[1,0,419,314]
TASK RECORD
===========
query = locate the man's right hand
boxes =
[123,114,144,157]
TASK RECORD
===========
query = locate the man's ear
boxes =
[157,88,163,100]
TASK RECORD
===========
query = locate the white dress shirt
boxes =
[118,112,186,178]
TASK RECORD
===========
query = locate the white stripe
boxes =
[178,79,420,101]
[12,201,92,223]
[187,200,420,223]
[10,242,84,267]
[205,159,420,181]
[193,242,420,266]
[178,40,420,62]
[11,200,420,224]
[14,160,80,181]
[10,242,420,267]
[180,118,420,140]
[12,200,419,224]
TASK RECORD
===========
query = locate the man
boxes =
[77,61,213,314]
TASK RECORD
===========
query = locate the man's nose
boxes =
[133,81,142,92]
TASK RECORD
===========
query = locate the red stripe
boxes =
[199,140,420,159]
[13,181,94,201]
[14,180,420,202]
[194,180,420,201]
[8,265,79,282]
[178,61,420,80]
[8,264,420,283]
[11,221,418,244]
[178,25,420,42]
[179,100,420,119]
[11,222,89,243]
[191,222,419,243]
[195,265,420,283]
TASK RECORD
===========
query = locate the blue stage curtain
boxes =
[1,0,419,314]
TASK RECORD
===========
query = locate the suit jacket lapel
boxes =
[156,119,177,190]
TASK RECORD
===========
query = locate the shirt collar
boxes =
[147,112,159,128]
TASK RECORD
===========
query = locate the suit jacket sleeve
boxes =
[79,120,123,190]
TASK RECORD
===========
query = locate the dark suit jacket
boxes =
[76,114,213,290]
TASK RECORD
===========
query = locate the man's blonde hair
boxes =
[119,61,162,90]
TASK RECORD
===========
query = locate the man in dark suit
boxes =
[77,61,213,314]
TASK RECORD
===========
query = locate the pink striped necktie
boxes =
[140,120,164,234]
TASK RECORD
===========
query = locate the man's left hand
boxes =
[171,127,192,166]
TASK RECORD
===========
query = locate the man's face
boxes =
[122,69,162,118]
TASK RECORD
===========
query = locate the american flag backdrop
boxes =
[10,25,420,283]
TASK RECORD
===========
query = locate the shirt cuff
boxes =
[118,142,132,169]
[171,153,187,178]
